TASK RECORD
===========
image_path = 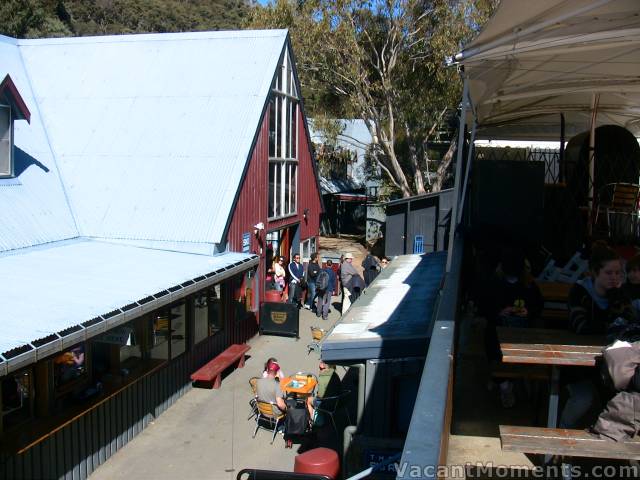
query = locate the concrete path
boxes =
[90,303,343,480]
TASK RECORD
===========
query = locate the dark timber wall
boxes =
[0,311,257,480]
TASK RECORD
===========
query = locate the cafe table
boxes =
[498,327,606,429]
[280,375,317,397]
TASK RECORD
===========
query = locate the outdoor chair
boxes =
[253,400,285,444]
[313,389,352,434]
[248,377,259,421]
[595,183,640,239]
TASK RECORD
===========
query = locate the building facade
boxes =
[0,30,321,479]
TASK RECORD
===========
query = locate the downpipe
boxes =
[342,363,366,474]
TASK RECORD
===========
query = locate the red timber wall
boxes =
[226,107,322,305]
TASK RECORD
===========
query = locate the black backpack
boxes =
[316,270,330,291]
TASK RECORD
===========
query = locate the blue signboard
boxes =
[242,232,251,253]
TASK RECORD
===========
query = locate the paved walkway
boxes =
[90,304,343,480]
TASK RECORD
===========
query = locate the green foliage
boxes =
[248,0,495,197]
[0,0,252,38]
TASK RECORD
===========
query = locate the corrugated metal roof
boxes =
[16,30,287,245]
[0,238,257,371]
[321,252,446,362]
[0,37,78,252]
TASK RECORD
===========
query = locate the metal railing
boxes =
[396,234,464,479]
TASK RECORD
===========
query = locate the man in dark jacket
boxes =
[305,252,321,311]
[316,260,336,321]
[288,253,304,307]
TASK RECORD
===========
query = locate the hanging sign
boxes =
[242,232,251,253]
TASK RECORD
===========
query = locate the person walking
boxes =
[305,252,321,311]
[316,259,336,321]
[340,252,358,314]
[288,253,304,307]
[362,252,380,287]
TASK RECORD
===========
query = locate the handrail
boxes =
[396,234,464,479]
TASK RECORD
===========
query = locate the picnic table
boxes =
[538,281,572,323]
[498,327,606,428]
[538,282,572,303]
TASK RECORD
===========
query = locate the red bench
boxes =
[191,343,251,389]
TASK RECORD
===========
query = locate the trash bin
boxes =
[264,289,282,303]
[294,447,340,479]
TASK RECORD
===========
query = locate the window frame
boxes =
[0,104,13,178]
[268,50,299,221]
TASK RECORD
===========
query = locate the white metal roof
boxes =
[0,37,78,251]
[456,0,640,140]
[16,29,288,245]
[0,238,257,373]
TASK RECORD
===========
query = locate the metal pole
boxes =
[458,121,476,226]
[588,93,600,235]
[446,78,468,273]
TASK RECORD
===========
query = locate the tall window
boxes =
[268,50,298,219]
[0,105,12,177]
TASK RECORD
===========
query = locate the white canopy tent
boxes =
[454,0,640,141]
[444,0,640,270]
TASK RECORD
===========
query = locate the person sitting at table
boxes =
[484,246,543,408]
[256,361,287,415]
[559,242,631,428]
[623,254,640,320]
[305,361,342,420]
[262,357,286,380]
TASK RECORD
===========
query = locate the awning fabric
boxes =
[455,0,640,140]
[0,239,258,374]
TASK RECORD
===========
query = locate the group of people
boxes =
[269,250,390,319]
[254,357,342,447]
[483,241,640,429]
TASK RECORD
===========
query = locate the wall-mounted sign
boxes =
[242,232,251,253]
[97,327,134,346]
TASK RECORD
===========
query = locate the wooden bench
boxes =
[190,344,251,389]
[492,363,550,381]
[500,425,640,460]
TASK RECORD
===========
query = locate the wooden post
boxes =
[34,361,52,418]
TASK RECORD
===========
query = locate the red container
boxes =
[294,447,340,479]
[264,289,283,303]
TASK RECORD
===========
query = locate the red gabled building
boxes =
[226,43,323,305]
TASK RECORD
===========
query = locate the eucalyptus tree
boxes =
[249,0,493,197]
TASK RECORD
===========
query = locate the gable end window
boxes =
[0,105,12,178]
[0,74,32,179]
[268,48,299,220]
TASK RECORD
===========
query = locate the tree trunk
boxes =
[409,145,426,196]
[432,136,457,193]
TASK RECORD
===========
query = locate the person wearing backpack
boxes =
[305,252,321,311]
[316,260,336,321]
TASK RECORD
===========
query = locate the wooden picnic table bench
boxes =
[191,343,250,389]
[538,282,571,325]
[498,327,606,431]
[500,425,640,460]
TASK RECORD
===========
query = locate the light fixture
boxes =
[253,222,265,236]
[303,208,309,220]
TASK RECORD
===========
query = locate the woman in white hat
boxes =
[340,252,358,314]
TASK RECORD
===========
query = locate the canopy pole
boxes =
[559,113,565,183]
[458,121,476,226]
[588,93,600,236]
[447,78,468,273]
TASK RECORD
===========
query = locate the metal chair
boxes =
[253,400,285,444]
[248,377,259,420]
[313,389,352,434]
[595,183,640,239]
